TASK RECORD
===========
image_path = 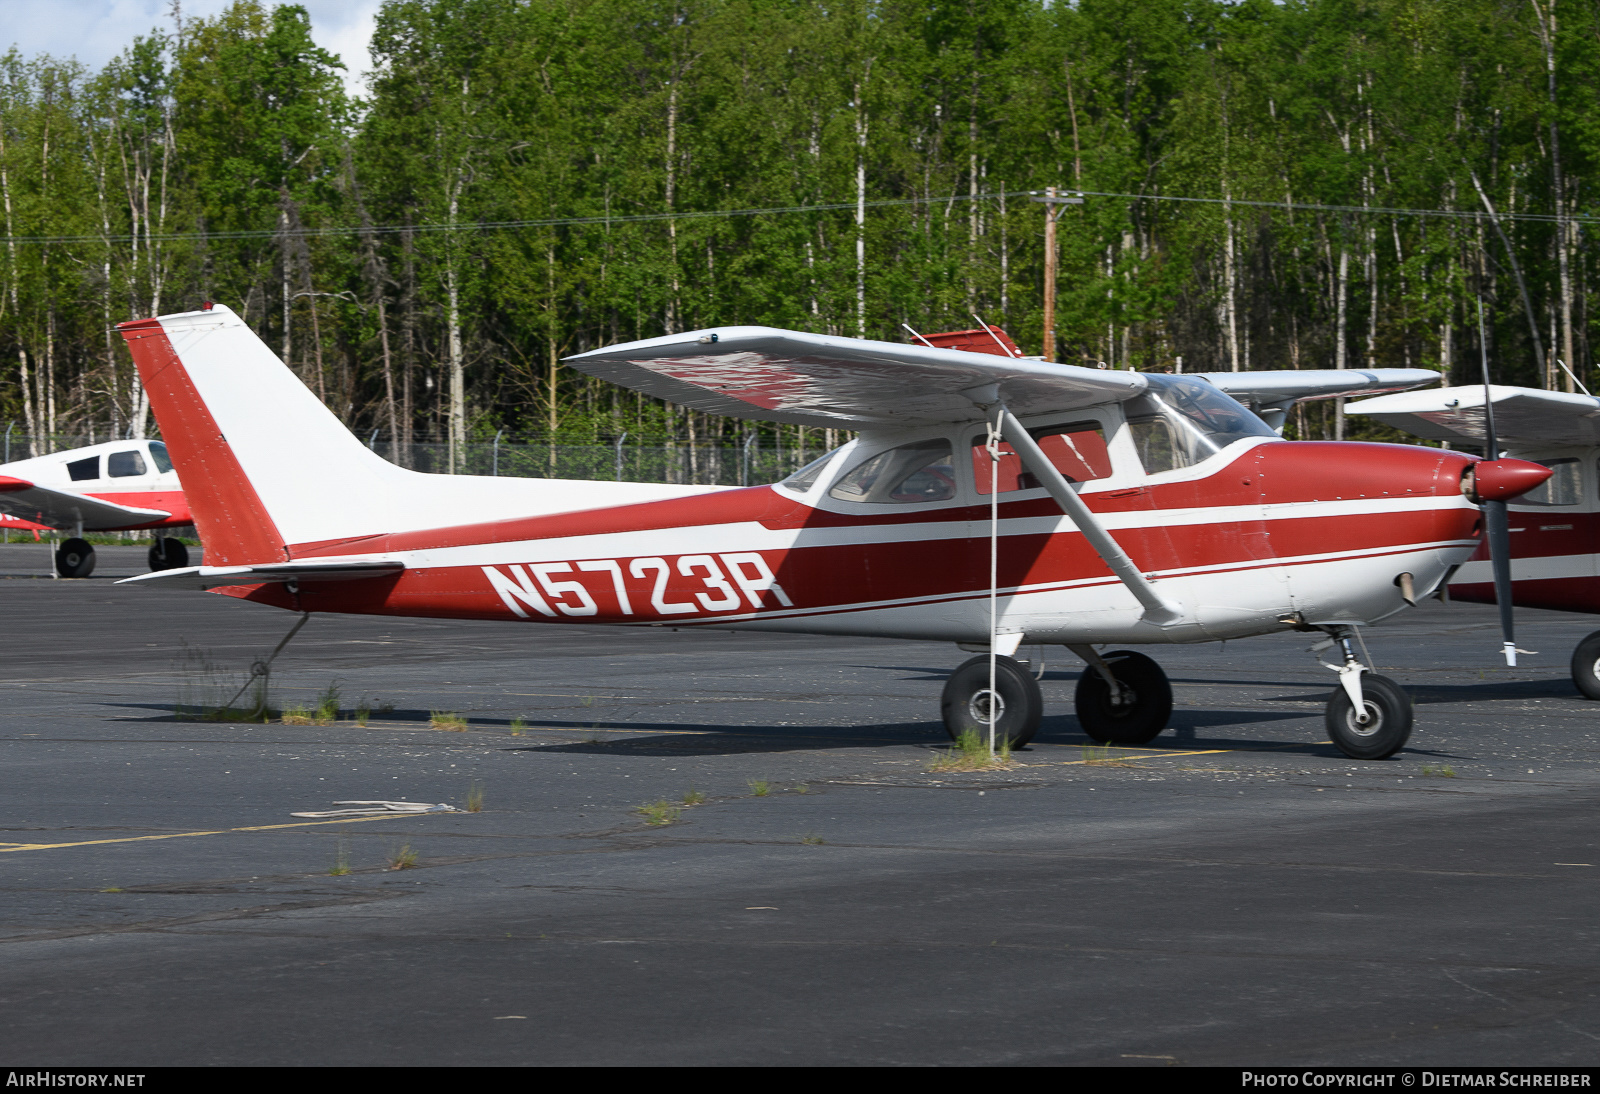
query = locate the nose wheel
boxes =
[940,655,1042,749]
[54,537,95,579]
[1569,630,1600,700]
[1325,675,1412,759]
[148,537,190,571]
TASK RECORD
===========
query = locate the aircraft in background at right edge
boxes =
[1350,384,1600,697]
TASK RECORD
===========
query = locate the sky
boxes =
[0,0,382,97]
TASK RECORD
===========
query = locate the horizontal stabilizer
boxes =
[1348,385,1600,448]
[118,557,404,590]
[0,476,171,530]
[564,326,1148,429]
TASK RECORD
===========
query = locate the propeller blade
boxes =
[1483,497,1517,666]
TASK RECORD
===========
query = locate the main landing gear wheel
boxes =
[54,537,95,579]
[1571,631,1600,700]
[1074,650,1173,745]
[148,537,190,572]
[940,655,1042,749]
[1325,674,1412,760]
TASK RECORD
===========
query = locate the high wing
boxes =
[563,326,1148,429]
[1347,385,1600,448]
[118,558,405,591]
[1196,369,1440,431]
[0,476,171,530]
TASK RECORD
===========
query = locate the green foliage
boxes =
[0,0,1594,452]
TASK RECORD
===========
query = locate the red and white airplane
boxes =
[0,439,193,576]
[114,303,1551,759]
[1350,384,1600,695]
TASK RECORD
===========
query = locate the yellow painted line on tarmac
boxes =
[0,812,436,854]
[1044,747,1234,766]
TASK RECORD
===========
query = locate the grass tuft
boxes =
[431,711,468,732]
[637,800,681,826]
[353,700,372,728]
[329,840,351,876]
[927,729,1014,772]
[509,717,526,737]
[280,703,313,726]
[389,843,419,870]
[1421,764,1457,778]
[800,833,826,845]
[748,780,770,797]
[1080,742,1140,768]
[315,682,341,724]
[683,788,706,805]
[466,781,485,813]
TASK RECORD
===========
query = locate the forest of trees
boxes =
[0,0,1595,469]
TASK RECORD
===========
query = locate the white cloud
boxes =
[0,0,380,98]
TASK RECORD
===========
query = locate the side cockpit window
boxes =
[969,422,1111,494]
[828,439,956,504]
[148,441,174,474]
[108,450,147,478]
[66,456,99,482]
[1520,458,1580,506]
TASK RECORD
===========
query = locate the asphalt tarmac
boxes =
[3,544,1599,1066]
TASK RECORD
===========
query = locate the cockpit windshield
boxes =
[1125,374,1276,474]
[148,441,174,474]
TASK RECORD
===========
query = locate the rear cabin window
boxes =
[149,441,173,474]
[66,456,99,481]
[1519,458,1580,506]
[107,450,147,478]
[828,439,956,504]
[970,422,1111,494]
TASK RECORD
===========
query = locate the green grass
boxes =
[800,833,826,845]
[748,780,770,797]
[466,782,485,813]
[1421,764,1457,778]
[353,700,372,727]
[389,843,419,870]
[329,840,351,876]
[509,717,526,737]
[928,729,1014,771]
[431,711,468,732]
[315,682,341,723]
[637,800,681,826]
[683,789,706,805]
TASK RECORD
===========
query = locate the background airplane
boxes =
[1350,384,1600,696]
[115,304,1546,761]
[0,439,193,577]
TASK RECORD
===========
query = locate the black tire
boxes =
[1073,650,1173,745]
[148,537,190,572]
[1325,674,1412,760]
[940,655,1042,749]
[1571,631,1600,700]
[55,537,95,579]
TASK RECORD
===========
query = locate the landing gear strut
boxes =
[1319,628,1412,760]
[940,655,1042,749]
[54,537,94,579]
[148,537,190,572]
[1070,646,1173,745]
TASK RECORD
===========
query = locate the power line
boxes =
[0,186,1588,246]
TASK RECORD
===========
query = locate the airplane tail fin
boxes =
[117,304,404,564]
[118,304,722,564]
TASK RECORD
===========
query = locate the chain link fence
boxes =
[2,430,835,488]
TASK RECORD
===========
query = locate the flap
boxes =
[564,326,1148,429]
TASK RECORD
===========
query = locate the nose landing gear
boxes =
[1316,628,1412,760]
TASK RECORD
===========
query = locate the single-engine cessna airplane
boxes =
[0,439,193,577]
[115,303,1551,760]
[1350,383,1600,696]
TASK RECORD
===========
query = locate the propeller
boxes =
[1477,298,1519,667]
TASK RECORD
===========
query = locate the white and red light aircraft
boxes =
[1350,384,1600,696]
[114,303,1552,759]
[0,439,193,576]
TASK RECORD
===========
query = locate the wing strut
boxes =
[991,402,1184,626]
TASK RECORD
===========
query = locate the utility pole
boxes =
[1030,188,1083,361]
